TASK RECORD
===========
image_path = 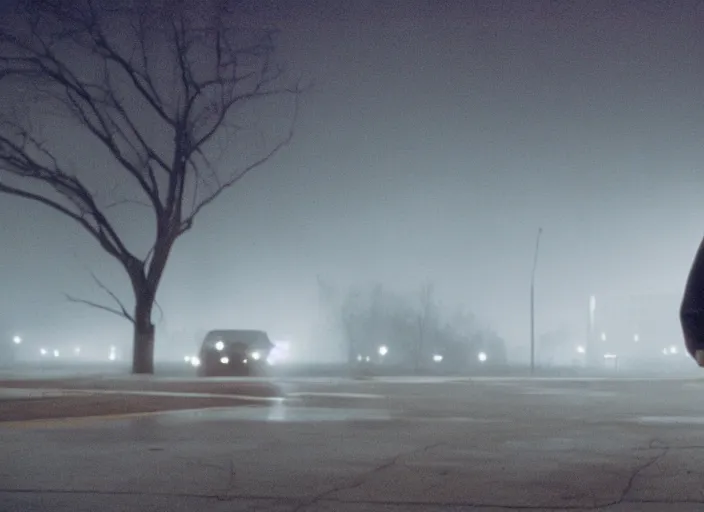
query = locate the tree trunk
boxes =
[132,297,155,374]
[129,237,174,375]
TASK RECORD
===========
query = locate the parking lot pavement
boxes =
[3,376,704,510]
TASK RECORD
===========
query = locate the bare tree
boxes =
[0,0,299,373]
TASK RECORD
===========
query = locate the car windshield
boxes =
[203,330,272,350]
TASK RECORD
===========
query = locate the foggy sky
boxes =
[2,0,704,357]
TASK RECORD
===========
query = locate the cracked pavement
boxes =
[3,375,704,510]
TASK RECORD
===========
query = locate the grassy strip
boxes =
[0,394,256,422]
[0,379,282,397]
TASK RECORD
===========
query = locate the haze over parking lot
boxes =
[2,1,703,367]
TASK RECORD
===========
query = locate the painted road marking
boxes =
[517,388,616,397]
[635,416,704,425]
[287,392,387,399]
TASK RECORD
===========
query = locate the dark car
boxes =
[196,329,274,377]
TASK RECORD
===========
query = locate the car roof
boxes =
[202,330,273,348]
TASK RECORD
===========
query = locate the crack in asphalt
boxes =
[614,440,670,505]
[289,441,446,511]
[0,437,690,510]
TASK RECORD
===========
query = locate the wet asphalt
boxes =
[3,375,704,511]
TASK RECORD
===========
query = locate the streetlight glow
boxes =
[12,335,21,345]
[378,345,388,357]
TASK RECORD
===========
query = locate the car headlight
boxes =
[250,351,261,361]
[190,356,201,367]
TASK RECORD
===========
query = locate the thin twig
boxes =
[65,294,134,323]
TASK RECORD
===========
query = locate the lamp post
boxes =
[530,227,543,376]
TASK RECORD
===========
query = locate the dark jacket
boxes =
[681,236,704,360]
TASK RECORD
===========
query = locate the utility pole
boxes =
[530,227,543,376]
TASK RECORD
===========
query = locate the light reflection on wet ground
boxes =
[170,403,394,424]
[136,402,505,426]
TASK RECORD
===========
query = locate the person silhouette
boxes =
[681,236,704,366]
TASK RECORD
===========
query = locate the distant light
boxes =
[12,335,21,345]
[433,354,443,363]
[378,345,388,356]
[39,348,47,356]
[74,346,81,355]
[273,340,291,351]
[243,358,248,364]
[250,351,261,361]
[215,341,225,351]
[268,342,290,365]
[53,349,60,358]
[108,353,116,361]
[184,356,191,363]
[357,354,362,362]
[365,356,371,362]
[190,356,201,367]
[478,352,487,363]
[670,345,678,355]
[662,348,669,356]
[604,353,617,359]
[601,332,607,342]
[634,334,640,343]
[220,356,229,364]
[576,345,586,354]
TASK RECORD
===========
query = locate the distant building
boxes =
[588,292,683,363]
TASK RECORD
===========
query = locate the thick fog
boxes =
[1,0,703,370]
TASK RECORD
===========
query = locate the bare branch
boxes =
[81,7,176,127]
[104,198,152,210]
[88,271,134,322]
[180,92,300,232]
[0,178,127,263]
[153,298,164,324]
[0,1,299,366]
[65,294,134,323]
